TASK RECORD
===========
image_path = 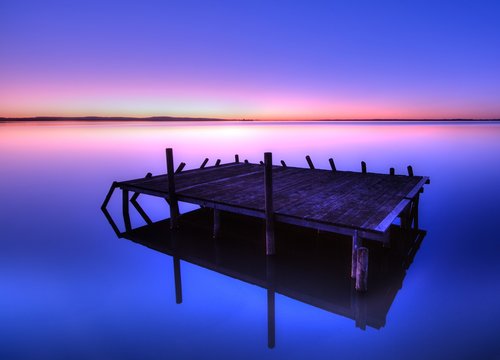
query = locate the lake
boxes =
[1,121,499,359]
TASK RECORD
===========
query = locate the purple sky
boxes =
[1,0,499,119]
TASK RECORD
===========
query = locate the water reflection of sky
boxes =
[1,121,499,359]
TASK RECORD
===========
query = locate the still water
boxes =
[1,121,499,359]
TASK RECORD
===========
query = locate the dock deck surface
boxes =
[119,162,428,239]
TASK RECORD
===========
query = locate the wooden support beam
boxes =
[200,158,209,168]
[280,160,287,167]
[215,159,221,167]
[390,167,395,176]
[234,154,240,163]
[351,230,360,278]
[166,148,179,229]
[122,189,131,232]
[361,161,367,174]
[329,158,336,171]
[411,194,420,230]
[355,247,369,292]
[213,209,221,239]
[305,155,315,169]
[101,181,118,210]
[264,152,275,255]
[175,162,186,173]
[173,257,182,304]
[407,165,414,177]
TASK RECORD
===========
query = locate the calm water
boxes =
[1,121,500,359]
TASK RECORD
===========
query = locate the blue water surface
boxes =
[1,121,499,359]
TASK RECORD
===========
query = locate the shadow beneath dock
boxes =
[107,208,426,347]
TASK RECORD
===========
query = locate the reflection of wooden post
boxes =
[356,247,368,292]
[266,257,276,349]
[213,209,220,239]
[351,230,360,278]
[267,289,275,349]
[122,189,131,232]
[264,152,275,255]
[173,257,182,304]
[166,148,179,229]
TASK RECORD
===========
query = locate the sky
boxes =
[1,0,500,119]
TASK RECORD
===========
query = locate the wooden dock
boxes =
[102,148,429,291]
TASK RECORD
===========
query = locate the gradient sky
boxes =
[1,0,500,119]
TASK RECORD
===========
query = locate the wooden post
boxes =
[305,155,315,169]
[122,189,131,232]
[280,160,287,167]
[351,230,360,278]
[412,194,420,230]
[390,167,395,175]
[407,165,414,177]
[213,209,221,239]
[200,158,209,168]
[361,161,367,173]
[215,159,221,167]
[329,158,336,171]
[166,148,179,229]
[264,152,275,255]
[244,159,249,164]
[356,247,369,292]
[173,257,182,304]
[235,154,240,163]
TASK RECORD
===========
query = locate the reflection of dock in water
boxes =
[107,208,425,348]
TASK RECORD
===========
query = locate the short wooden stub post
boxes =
[280,160,287,167]
[305,155,315,169]
[175,162,186,173]
[361,161,367,174]
[264,152,275,255]
[351,230,360,278]
[329,158,337,171]
[244,159,249,164]
[213,209,221,239]
[390,167,395,176]
[200,158,209,168]
[166,148,179,229]
[235,154,240,163]
[407,165,414,177]
[355,247,369,292]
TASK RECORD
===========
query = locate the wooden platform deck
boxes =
[102,149,429,291]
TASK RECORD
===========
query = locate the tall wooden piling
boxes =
[264,152,275,255]
[390,167,395,175]
[166,148,179,229]
[351,230,360,278]
[213,209,221,238]
[235,154,240,163]
[356,247,369,292]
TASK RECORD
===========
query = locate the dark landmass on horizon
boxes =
[1,116,499,123]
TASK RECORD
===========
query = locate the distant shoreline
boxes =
[1,116,499,123]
